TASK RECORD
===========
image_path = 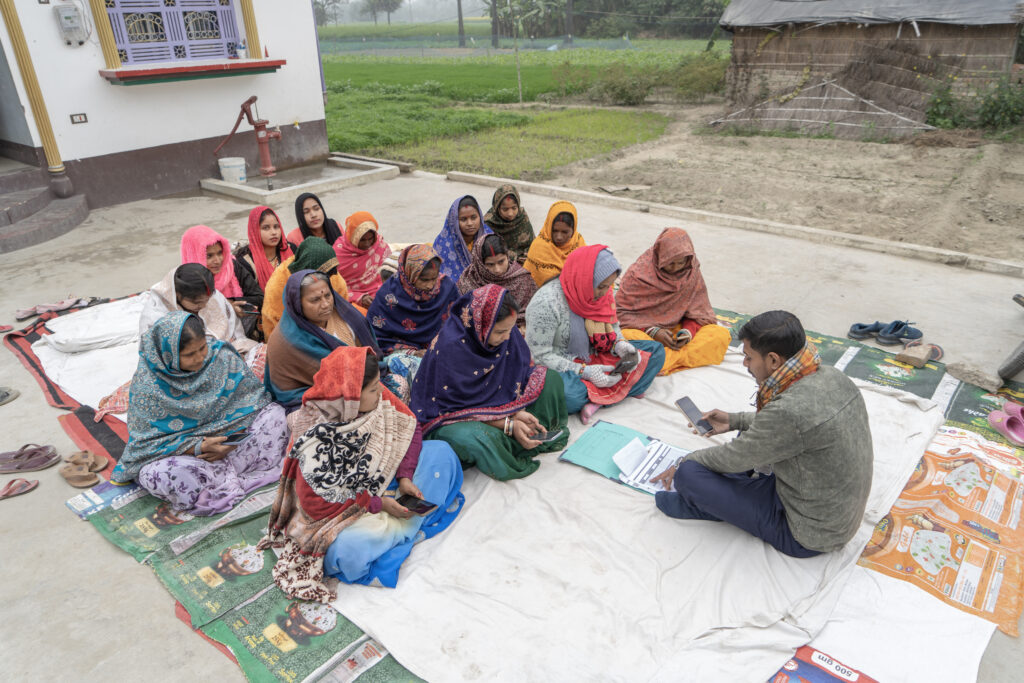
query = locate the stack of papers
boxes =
[612,438,690,495]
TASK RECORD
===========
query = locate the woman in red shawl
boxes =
[232,207,296,341]
[524,245,665,424]
[616,228,731,374]
[234,206,295,294]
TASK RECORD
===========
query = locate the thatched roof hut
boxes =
[721,0,1022,104]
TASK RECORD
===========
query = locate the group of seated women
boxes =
[113,186,731,602]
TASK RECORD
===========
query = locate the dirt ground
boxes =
[549,102,1024,263]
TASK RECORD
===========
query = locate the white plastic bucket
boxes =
[218,157,246,184]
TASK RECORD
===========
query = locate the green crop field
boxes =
[323,61,558,102]
[319,38,712,177]
[364,108,670,178]
[318,19,494,41]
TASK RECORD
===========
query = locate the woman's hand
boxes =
[381,496,414,519]
[230,300,247,318]
[197,436,234,461]
[511,419,542,450]
[397,477,423,500]
[693,409,731,437]
[514,411,543,433]
[359,294,374,308]
[655,328,682,351]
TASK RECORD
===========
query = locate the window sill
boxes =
[99,59,286,86]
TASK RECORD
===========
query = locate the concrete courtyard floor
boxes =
[0,170,1022,681]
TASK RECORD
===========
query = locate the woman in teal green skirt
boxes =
[409,284,569,481]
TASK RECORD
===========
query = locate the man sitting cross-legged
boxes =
[652,310,873,558]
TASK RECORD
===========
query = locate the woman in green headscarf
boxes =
[483,184,535,265]
[261,237,351,338]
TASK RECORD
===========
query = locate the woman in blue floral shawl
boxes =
[112,312,288,515]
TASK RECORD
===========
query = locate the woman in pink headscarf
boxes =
[180,225,243,298]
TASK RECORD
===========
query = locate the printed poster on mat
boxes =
[769,646,879,683]
[88,486,275,562]
[149,514,276,628]
[200,586,421,683]
[858,426,1024,634]
[943,381,1024,455]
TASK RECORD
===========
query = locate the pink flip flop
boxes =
[0,478,39,500]
[988,410,1024,447]
[1004,401,1024,422]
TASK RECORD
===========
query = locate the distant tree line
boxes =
[484,0,728,42]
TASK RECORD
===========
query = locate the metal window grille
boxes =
[107,0,241,65]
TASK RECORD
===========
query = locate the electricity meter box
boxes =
[54,4,88,46]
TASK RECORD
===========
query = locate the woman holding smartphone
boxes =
[261,347,464,602]
[410,284,569,481]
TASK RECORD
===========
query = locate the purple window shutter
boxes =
[107,0,241,65]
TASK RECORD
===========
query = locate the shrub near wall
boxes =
[927,77,1024,130]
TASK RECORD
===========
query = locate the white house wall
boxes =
[17,0,325,162]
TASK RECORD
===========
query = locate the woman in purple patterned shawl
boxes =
[409,284,569,481]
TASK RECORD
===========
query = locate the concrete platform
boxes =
[200,158,400,206]
[0,171,1021,681]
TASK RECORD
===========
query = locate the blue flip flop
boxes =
[877,320,923,346]
[848,321,885,340]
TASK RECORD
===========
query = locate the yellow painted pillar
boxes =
[0,0,72,194]
[239,0,262,58]
[87,0,120,69]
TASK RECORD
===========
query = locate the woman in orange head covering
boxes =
[259,347,464,601]
[522,201,586,287]
[334,211,391,309]
[617,228,731,374]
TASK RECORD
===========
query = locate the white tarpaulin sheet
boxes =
[31,298,143,415]
[331,350,947,681]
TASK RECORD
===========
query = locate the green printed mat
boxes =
[715,309,1024,456]
[87,484,417,681]
[201,585,422,683]
[150,514,277,628]
[88,485,276,562]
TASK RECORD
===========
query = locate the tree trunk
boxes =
[386,11,391,25]
[565,0,574,45]
[457,0,466,48]
[490,0,499,48]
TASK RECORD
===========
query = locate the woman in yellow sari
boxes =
[523,201,586,287]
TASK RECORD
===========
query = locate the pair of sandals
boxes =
[848,320,923,346]
[0,444,107,488]
[59,451,107,488]
[0,444,60,502]
[989,401,1024,447]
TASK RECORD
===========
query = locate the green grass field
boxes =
[364,108,669,178]
[318,19,494,41]
[320,38,702,177]
[323,61,558,101]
